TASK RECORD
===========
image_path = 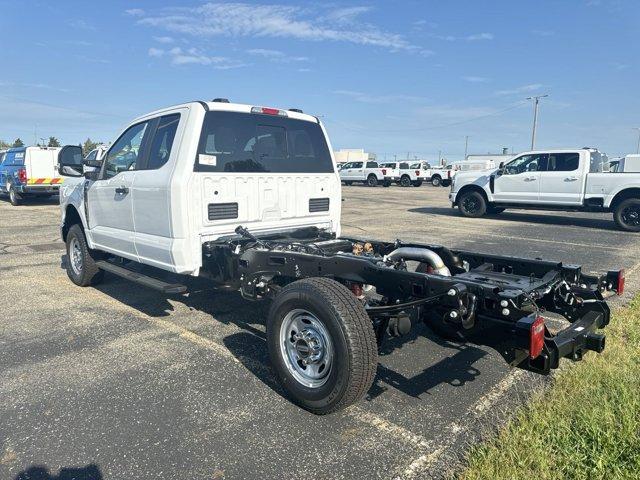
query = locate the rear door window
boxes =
[196,111,333,173]
[547,152,579,172]
[366,162,378,168]
[146,114,180,170]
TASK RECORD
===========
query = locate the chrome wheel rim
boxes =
[69,237,83,275]
[279,309,333,388]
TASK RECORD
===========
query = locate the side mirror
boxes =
[499,161,505,169]
[57,145,84,177]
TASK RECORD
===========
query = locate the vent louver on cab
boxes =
[208,202,238,220]
[309,198,330,212]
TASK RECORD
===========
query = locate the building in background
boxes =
[333,148,376,164]
[465,148,516,165]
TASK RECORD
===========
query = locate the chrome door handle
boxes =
[115,186,129,194]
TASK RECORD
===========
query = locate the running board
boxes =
[96,261,187,294]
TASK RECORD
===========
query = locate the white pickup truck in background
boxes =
[339,160,389,186]
[379,161,425,187]
[450,148,640,231]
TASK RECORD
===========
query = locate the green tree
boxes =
[47,136,61,147]
[82,138,98,156]
[12,138,24,147]
[0,139,10,149]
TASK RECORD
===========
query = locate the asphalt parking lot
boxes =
[1,186,639,480]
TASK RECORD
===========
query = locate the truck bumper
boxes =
[18,184,60,195]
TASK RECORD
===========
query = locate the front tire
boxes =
[400,175,411,187]
[267,278,377,414]
[431,176,441,187]
[382,180,391,187]
[614,198,640,232]
[65,224,104,286]
[458,190,487,218]
[366,175,378,187]
[412,180,423,187]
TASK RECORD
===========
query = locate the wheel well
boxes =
[610,188,640,210]
[432,174,441,179]
[62,205,83,242]
[367,173,377,178]
[401,174,410,179]
[456,185,488,206]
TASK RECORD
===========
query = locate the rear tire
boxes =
[400,175,411,187]
[366,175,378,187]
[458,190,487,218]
[614,198,640,232]
[382,180,391,187]
[267,277,377,414]
[343,181,353,186]
[431,176,441,187]
[8,183,21,206]
[412,181,423,187]
[65,224,104,286]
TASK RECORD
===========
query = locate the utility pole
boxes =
[464,136,469,160]
[634,127,640,154]
[526,94,548,150]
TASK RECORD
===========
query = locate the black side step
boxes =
[96,261,187,294]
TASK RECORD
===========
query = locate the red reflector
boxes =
[381,168,387,175]
[447,170,451,178]
[617,269,625,296]
[529,316,545,359]
[415,170,420,176]
[18,168,27,184]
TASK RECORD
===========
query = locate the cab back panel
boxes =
[199,173,339,234]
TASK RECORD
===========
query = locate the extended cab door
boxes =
[538,152,584,205]
[86,121,151,260]
[493,153,548,203]
[349,161,364,181]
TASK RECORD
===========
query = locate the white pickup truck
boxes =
[379,161,425,187]
[338,160,389,187]
[450,148,640,231]
[57,102,620,414]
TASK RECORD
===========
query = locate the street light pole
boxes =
[526,94,548,150]
[634,128,640,154]
[464,136,469,160]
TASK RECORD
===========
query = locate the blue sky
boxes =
[1,0,638,161]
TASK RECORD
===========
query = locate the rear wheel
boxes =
[267,277,377,414]
[431,176,442,187]
[458,190,487,218]
[65,224,104,286]
[343,181,353,186]
[614,198,640,232]
[367,175,378,187]
[400,175,411,187]
[8,182,21,206]
[412,180,423,187]
[382,180,391,187]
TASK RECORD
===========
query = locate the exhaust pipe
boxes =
[385,247,451,276]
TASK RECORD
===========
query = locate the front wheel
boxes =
[400,175,411,187]
[267,278,378,415]
[458,190,487,218]
[614,198,640,232]
[431,176,441,187]
[412,181,423,187]
[65,224,104,286]
[366,175,378,187]
[382,180,391,187]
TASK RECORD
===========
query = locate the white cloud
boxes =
[434,32,493,42]
[463,76,489,83]
[247,48,308,62]
[153,36,174,43]
[133,3,417,51]
[334,90,428,104]
[68,19,95,31]
[151,46,247,69]
[148,47,165,57]
[495,84,545,96]
[125,8,145,16]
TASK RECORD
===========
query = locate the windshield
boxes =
[196,111,333,173]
